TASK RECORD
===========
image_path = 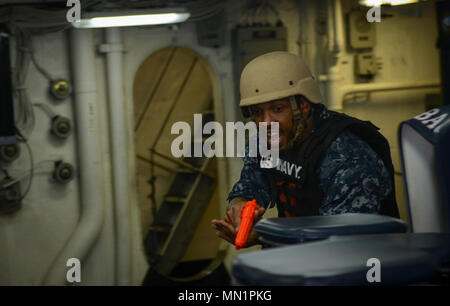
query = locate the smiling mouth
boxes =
[267,130,283,149]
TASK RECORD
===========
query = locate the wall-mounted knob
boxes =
[50,79,72,100]
[53,161,75,184]
[0,144,20,163]
[51,116,72,139]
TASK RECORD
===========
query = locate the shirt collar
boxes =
[310,103,330,133]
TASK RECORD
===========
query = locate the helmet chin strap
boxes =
[286,96,312,150]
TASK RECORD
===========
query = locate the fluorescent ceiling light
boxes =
[359,0,419,6]
[72,10,190,28]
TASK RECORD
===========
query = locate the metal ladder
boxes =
[143,110,218,276]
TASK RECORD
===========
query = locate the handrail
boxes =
[137,154,174,173]
[149,148,214,178]
[146,55,199,232]
[151,57,198,150]
[143,52,218,280]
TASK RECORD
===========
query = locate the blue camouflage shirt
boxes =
[227,103,392,215]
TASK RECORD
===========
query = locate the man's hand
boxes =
[211,197,265,248]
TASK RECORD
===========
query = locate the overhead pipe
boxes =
[43,28,105,285]
[330,0,344,55]
[319,76,441,106]
[340,80,441,97]
[100,27,131,286]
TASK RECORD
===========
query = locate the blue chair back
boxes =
[398,106,450,233]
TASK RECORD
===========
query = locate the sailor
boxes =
[212,51,399,248]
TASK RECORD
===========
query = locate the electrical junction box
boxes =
[355,52,377,76]
[196,10,226,48]
[348,10,376,49]
[232,25,287,77]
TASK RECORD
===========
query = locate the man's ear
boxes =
[298,96,311,117]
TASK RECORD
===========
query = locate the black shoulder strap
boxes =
[296,113,352,185]
[298,111,399,218]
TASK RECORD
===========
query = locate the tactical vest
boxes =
[262,111,400,218]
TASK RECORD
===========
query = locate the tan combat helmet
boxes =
[239,51,322,149]
[240,51,322,111]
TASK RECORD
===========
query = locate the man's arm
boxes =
[226,162,272,209]
[211,144,270,247]
[317,131,393,215]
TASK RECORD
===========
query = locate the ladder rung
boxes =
[148,225,172,233]
[174,167,196,174]
[149,148,208,176]
[164,196,186,203]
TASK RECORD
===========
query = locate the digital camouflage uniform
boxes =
[227,103,393,215]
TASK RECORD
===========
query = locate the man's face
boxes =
[250,98,293,151]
